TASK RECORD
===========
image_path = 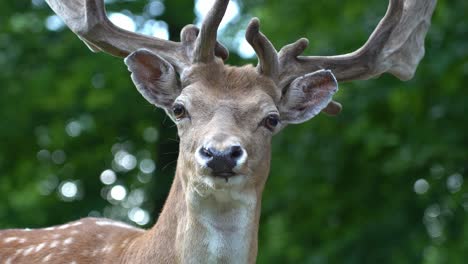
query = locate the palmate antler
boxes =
[45,0,230,72]
[247,0,437,114]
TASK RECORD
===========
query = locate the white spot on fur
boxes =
[58,224,70,230]
[71,230,79,235]
[63,237,73,245]
[18,238,27,243]
[70,222,82,227]
[101,244,114,253]
[52,234,61,239]
[95,220,142,231]
[35,242,46,252]
[4,237,19,243]
[44,227,55,231]
[23,245,35,256]
[49,240,59,248]
[43,253,53,262]
[5,257,13,264]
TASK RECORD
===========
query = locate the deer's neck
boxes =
[126,164,262,264]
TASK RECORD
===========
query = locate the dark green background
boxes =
[1,0,467,263]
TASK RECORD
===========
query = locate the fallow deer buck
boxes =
[0,0,436,263]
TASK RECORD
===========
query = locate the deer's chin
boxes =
[189,174,256,204]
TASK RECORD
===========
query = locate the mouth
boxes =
[212,172,237,182]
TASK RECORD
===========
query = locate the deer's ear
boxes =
[125,49,180,109]
[279,70,338,124]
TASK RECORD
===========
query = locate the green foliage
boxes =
[0,0,467,263]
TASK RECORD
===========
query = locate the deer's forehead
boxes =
[180,86,277,117]
[182,64,280,101]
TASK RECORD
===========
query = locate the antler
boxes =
[247,0,437,89]
[245,18,279,81]
[193,0,229,63]
[45,0,229,72]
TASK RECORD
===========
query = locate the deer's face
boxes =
[174,64,280,190]
[125,50,338,192]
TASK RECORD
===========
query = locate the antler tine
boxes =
[278,0,437,87]
[193,0,230,63]
[181,24,230,63]
[246,18,280,81]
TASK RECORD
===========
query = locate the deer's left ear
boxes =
[279,70,339,124]
[124,49,180,110]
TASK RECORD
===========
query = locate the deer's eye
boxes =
[172,104,186,120]
[263,114,280,131]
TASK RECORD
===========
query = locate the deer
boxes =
[0,0,436,263]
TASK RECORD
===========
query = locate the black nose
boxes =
[199,146,244,176]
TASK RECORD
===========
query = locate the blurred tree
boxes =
[0,0,467,263]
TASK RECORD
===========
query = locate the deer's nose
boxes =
[198,145,245,176]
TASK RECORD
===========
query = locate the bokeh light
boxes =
[109,185,127,201]
[143,127,159,143]
[128,207,150,226]
[65,120,82,137]
[114,150,137,171]
[145,0,165,17]
[45,15,64,31]
[446,173,463,193]
[414,178,430,195]
[58,181,81,202]
[139,159,155,174]
[100,169,117,185]
[109,12,136,32]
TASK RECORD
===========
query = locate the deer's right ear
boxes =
[124,49,180,109]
